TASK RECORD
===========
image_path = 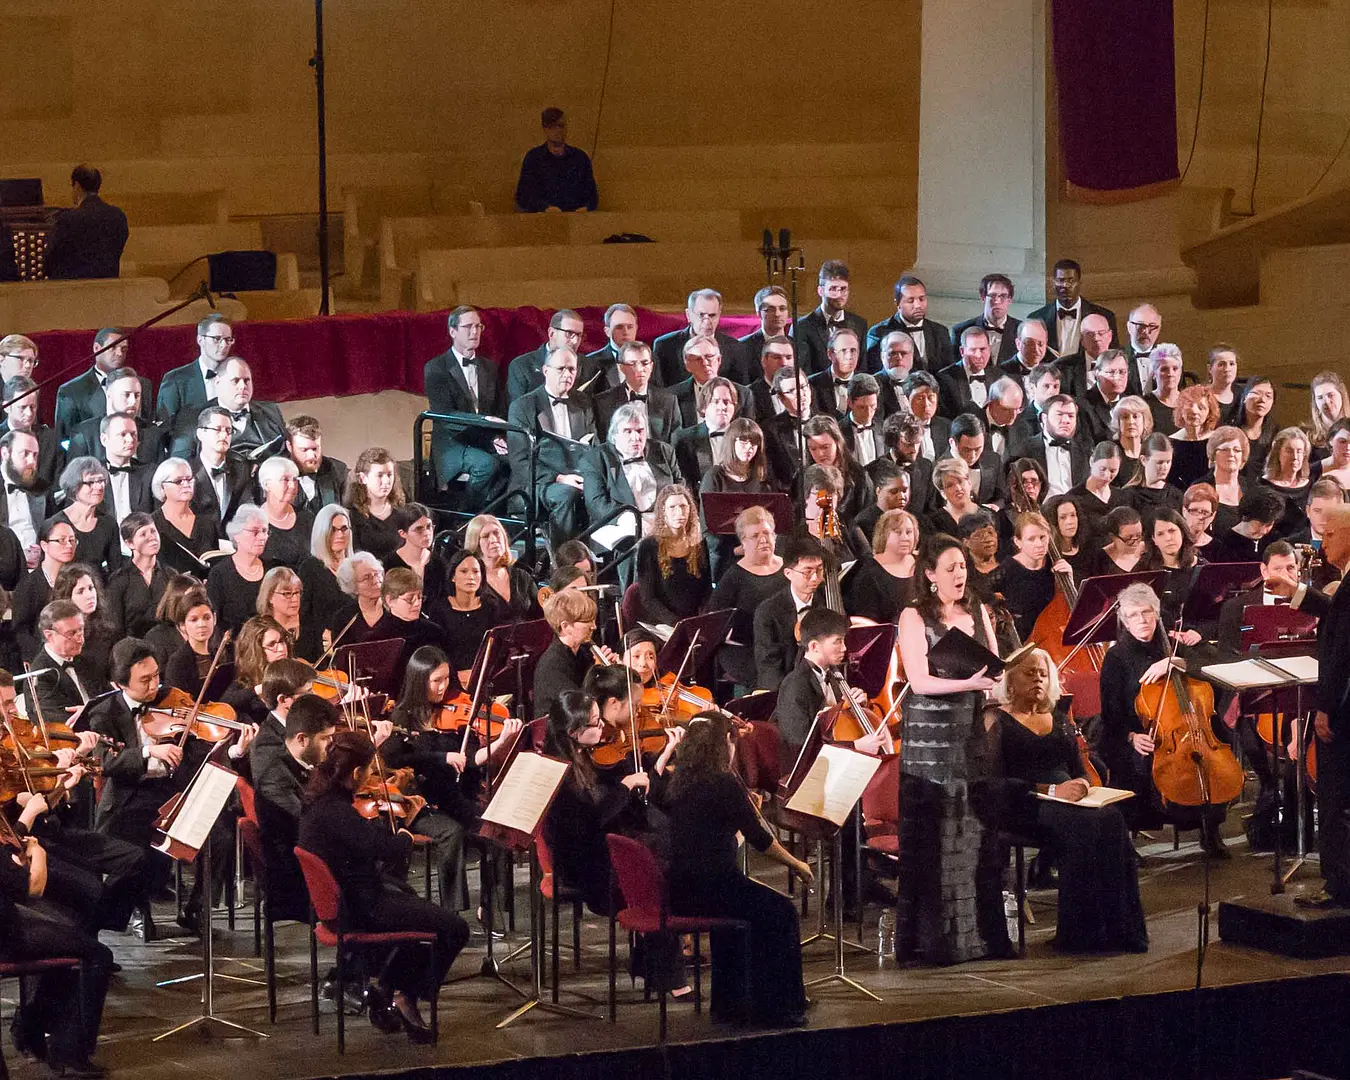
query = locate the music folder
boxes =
[784,744,883,828]
[478,752,571,851]
[700,491,795,537]
[153,762,237,862]
[928,628,1033,680]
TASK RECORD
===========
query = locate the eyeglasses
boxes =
[330,524,351,533]
[164,476,195,486]
[201,335,235,345]
[81,477,106,487]
[199,426,233,436]
[45,535,77,546]
[47,625,85,641]
[1128,320,1161,334]
[274,589,302,599]
[789,564,825,580]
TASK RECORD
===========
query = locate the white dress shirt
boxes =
[549,396,573,440]
[6,487,35,550]
[1043,435,1072,496]
[902,321,927,366]
[454,349,480,410]
[129,691,169,777]
[198,359,220,401]
[44,645,88,704]
[1056,300,1083,357]
[109,468,132,524]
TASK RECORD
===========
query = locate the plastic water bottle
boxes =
[1003,890,1019,943]
[876,907,896,961]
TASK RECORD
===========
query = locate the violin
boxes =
[354,768,427,823]
[590,718,670,769]
[430,694,512,740]
[142,687,252,745]
[640,673,714,725]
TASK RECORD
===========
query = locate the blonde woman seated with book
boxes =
[974,647,1148,954]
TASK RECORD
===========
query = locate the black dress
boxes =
[428,596,504,677]
[843,557,916,624]
[1125,483,1182,521]
[532,638,593,725]
[710,562,787,690]
[206,557,264,635]
[635,538,712,625]
[1069,482,1127,546]
[977,708,1147,953]
[153,508,222,575]
[51,510,120,574]
[383,550,448,608]
[666,771,805,1024]
[484,564,541,620]
[261,509,315,571]
[105,561,172,637]
[347,506,400,560]
[1258,477,1310,541]
[1167,437,1210,490]
[995,557,1055,642]
[1198,471,1250,539]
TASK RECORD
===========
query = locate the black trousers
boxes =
[434,440,508,508]
[39,823,147,932]
[3,900,112,1064]
[409,809,469,912]
[1318,732,1350,900]
[358,885,469,1001]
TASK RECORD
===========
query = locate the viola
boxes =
[308,667,351,702]
[142,687,251,744]
[640,674,714,725]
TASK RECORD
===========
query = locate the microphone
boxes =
[576,583,618,595]
[778,228,792,256]
[761,229,774,258]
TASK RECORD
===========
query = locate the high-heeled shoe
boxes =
[393,996,435,1045]
[363,985,401,1034]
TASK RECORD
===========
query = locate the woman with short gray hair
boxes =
[51,455,120,572]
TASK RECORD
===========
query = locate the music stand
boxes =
[478,619,555,724]
[1240,606,1318,652]
[700,491,795,536]
[1062,570,1166,648]
[843,624,896,699]
[656,610,735,692]
[332,637,404,697]
[724,690,778,723]
[1182,562,1263,627]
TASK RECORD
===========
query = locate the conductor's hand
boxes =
[621,771,650,793]
[1057,778,1091,802]
[1264,565,1300,598]
[1140,658,1180,684]
[1316,710,1334,743]
[1129,732,1156,755]
[149,743,182,769]
[964,665,998,693]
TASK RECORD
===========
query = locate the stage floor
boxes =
[16,823,1348,1080]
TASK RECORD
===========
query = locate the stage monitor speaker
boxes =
[207,250,277,292]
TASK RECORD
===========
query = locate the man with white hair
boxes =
[652,288,747,387]
[1124,303,1164,396]
[580,401,678,545]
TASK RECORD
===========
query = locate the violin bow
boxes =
[354,654,397,834]
[659,630,700,723]
[459,635,495,759]
[176,632,233,753]
[315,613,361,671]
[21,663,53,755]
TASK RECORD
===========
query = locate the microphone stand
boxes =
[763,227,809,505]
[2,280,217,414]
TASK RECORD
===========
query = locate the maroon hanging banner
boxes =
[1051,0,1180,201]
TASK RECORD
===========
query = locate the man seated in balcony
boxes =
[65,366,166,465]
[514,107,599,214]
[214,357,285,459]
[43,164,129,280]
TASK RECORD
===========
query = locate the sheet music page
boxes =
[1201,659,1290,689]
[1037,785,1134,808]
[1269,655,1319,683]
[785,744,883,827]
[166,763,238,853]
[481,754,570,835]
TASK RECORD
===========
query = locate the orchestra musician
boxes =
[710,506,785,693]
[534,590,619,724]
[752,536,828,690]
[621,629,661,691]
[996,512,1074,643]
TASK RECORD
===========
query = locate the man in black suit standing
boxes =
[982,376,1025,462]
[938,413,1008,510]
[807,326,864,420]
[54,328,153,444]
[792,260,869,377]
[189,405,252,530]
[97,413,156,524]
[839,373,884,470]
[1265,510,1350,908]
[580,401,678,548]
[1051,312,1112,401]
[903,372,951,463]
[881,412,936,515]
[593,341,680,443]
[761,367,813,490]
[65,367,166,465]
[583,303,637,391]
[1025,258,1118,358]
[423,305,509,508]
[1015,395,1089,497]
[936,327,996,419]
[43,165,128,280]
[1,377,62,486]
[157,313,233,452]
[215,357,285,459]
[752,536,827,690]
[669,335,751,428]
[951,274,1021,365]
[284,416,348,516]
[652,288,747,387]
[865,274,952,373]
[506,308,586,401]
[738,285,792,385]
[506,347,595,545]
[672,378,738,485]
[1217,542,1298,652]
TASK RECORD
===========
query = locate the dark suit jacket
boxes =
[792,308,868,377]
[225,401,286,458]
[582,344,625,390]
[951,315,1022,364]
[935,362,996,420]
[672,423,719,487]
[1052,353,1089,400]
[593,383,680,444]
[579,440,679,526]
[752,587,821,690]
[156,360,214,452]
[506,387,596,495]
[89,692,193,832]
[506,345,549,402]
[0,483,51,551]
[1015,433,1091,491]
[807,368,855,421]
[670,377,754,429]
[55,369,154,443]
[935,447,1008,507]
[291,456,349,516]
[1217,586,1267,654]
[24,650,105,724]
[864,314,953,373]
[66,415,167,466]
[736,330,770,385]
[1124,343,1154,398]
[1079,388,1124,447]
[652,328,748,388]
[905,455,937,516]
[839,414,885,465]
[43,195,129,280]
[747,376,779,421]
[1296,581,1350,728]
[762,411,808,491]
[1024,298,1119,355]
[188,453,253,527]
[920,416,952,459]
[424,349,507,450]
[775,660,829,765]
[99,462,156,519]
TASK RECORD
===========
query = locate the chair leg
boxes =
[607,912,617,1023]
[253,881,263,959]
[550,888,560,1005]
[1173,825,1180,851]
[658,982,667,1042]
[572,902,581,971]
[1014,845,1027,958]
[427,944,438,1044]
[336,932,345,1054]
[265,907,277,1024]
[309,917,320,1036]
[692,932,702,1014]
[226,832,237,932]
[424,844,433,903]
[505,850,516,932]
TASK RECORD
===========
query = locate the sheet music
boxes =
[784,743,882,827]
[481,753,570,836]
[638,621,675,643]
[161,763,237,855]
[1202,658,1312,689]
[1267,655,1319,683]
[1036,785,1134,808]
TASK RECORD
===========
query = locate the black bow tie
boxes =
[231,409,249,423]
[549,396,569,408]
[5,483,21,495]
[107,464,135,476]
[209,465,227,478]
[1047,437,1073,450]
[203,368,219,380]
[131,703,150,719]
[709,430,725,440]
[854,425,872,434]
[627,392,647,403]
[834,378,851,388]
[1057,306,1077,317]
[621,456,646,467]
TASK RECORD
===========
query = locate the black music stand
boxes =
[700,492,795,536]
[1182,562,1263,627]
[332,637,404,697]
[1062,570,1166,649]
[656,610,735,692]
[843,624,896,699]
[724,690,778,723]
[1240,606,1318,651]
[478,619,556,725]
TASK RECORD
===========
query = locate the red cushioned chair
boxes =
[293,846,440,1053]
[605,833,748,1041]
[0,957,85,1047]
[534,832,584,1002]
[621,583,642,627]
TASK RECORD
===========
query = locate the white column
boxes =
[912,0,1049,320]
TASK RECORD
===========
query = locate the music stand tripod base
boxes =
[802,830,881,1002]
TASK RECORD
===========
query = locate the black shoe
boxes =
[364,985,401,1034]
[46,1058,104,1079]
[12,1012,47,1060]
[128,906,157,943]
[395,1004,436,1045]
[1295,889,1349,910]
[320,977,368,1016]
[175,904,202,936]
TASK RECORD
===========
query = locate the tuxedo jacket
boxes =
[593,383,680,444]
[670,377,753,429]
[807,368,854,421]
[0,482,51,549]
[792,308,869,377]
[839,414,886,465]
[43,195,129,280]
[747,377,780,422]
[864,314,953,373]
[1078,388,1123,447]
[753,587,821,690]
[951,315,1022,364]
[54,368,154,443]
[1024,298,1119,355]
[776,660,829,764]
[582,344,625,390]
[188,453,254,527]
[223,400,286,458]
[507,345,603,402]
[1216,586,1269,654]
[424,349,507,452]
[762,411,809,491]
[0,424,62,488]
[935,447,1008,507]
[24,651,106,727]
[672,423,719,487]
[505,386,596,494]
[156,360,216,450]
[579,440,679,526]
[1052,353,1089,400]
[736,330,770,385]
[935,362,996,420]
[1124,343,1154,398]
[66,415,168,466]
[1015,432,1091,490]
[290,456,349,516]
[98,461,157,519]
[905,454,937,516]
[89,692,197,832]
[652,328,748,388]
